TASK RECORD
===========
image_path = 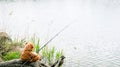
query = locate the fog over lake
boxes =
[0,0,120,67]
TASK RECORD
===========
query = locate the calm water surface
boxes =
[0,0,120,67]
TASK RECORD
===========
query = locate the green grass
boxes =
[56,50,63,60]
[1,38,25,61]
[30,37,40,53]
[41,47,63,65]
[2,51,20,61]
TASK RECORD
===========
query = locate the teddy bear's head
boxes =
[24,42,34,51]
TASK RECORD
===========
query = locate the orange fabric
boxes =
[21,42,40,62]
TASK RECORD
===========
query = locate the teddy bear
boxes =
[21,42,40,62]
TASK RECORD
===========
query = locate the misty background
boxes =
[0,0,120,67]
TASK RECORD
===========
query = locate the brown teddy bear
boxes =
[21,42,40,62]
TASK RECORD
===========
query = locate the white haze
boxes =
[0,0,120,67]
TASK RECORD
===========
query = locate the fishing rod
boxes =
[38,24,70,53]
[21,24,70,67]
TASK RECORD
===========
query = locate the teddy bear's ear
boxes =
[25,42,28,45]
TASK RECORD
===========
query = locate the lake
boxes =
[0,0,120,67]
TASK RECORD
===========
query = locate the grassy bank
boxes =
[0,36,63,65]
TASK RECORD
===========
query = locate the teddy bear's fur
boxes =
[21,42,40,62]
